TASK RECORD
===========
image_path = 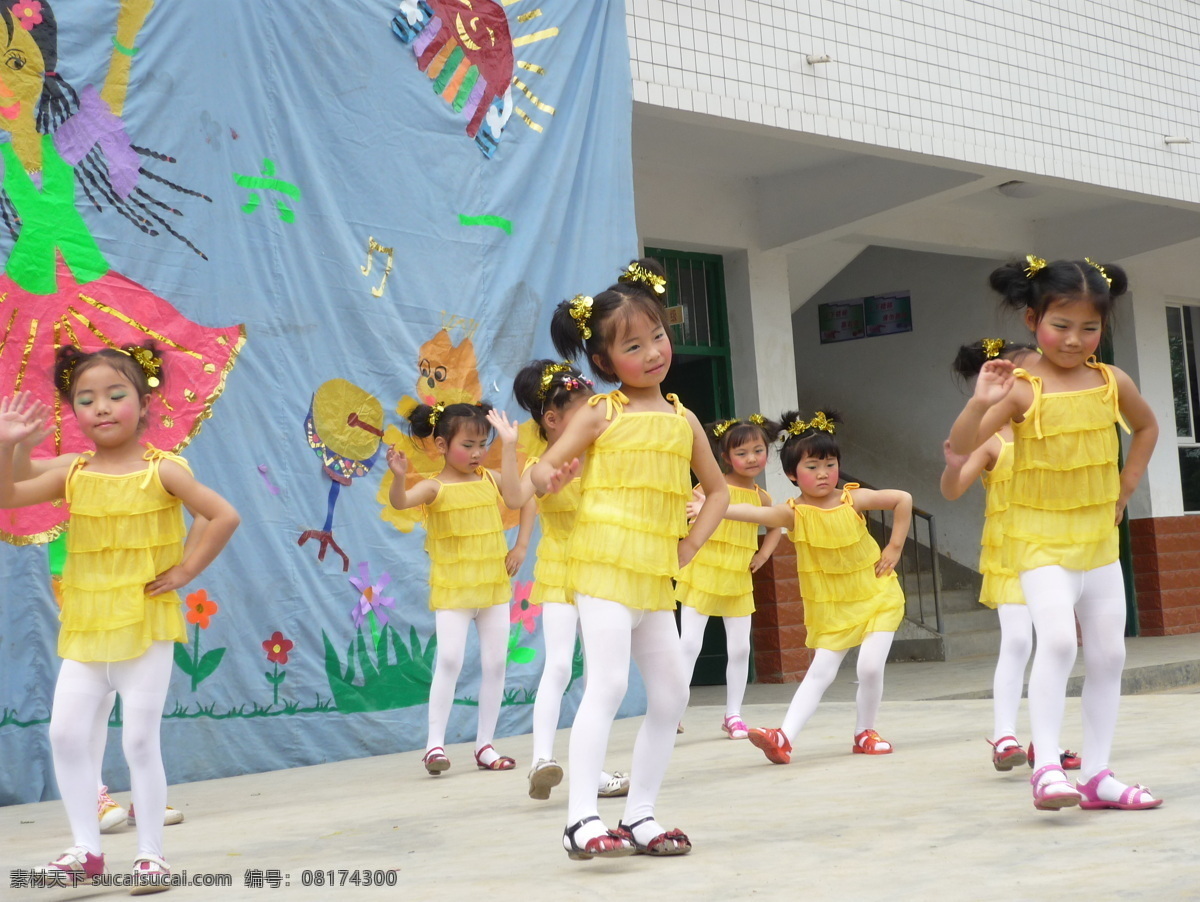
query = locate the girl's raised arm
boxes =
[150,461,241,596]
[101,0,155,117]
[940,436,998,500]
[528,402,604,495]
[726,500,792,530]
[849,487,913,577]
[386,447,439,510]
[0,395,68,507]
[948,359,1021,455]
[677,411,729,568]
[1112,366,1159,525]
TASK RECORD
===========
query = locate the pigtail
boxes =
[512,362,546,419]
[53,344,86,399]
[951,339,1037,381]
[550,297,590,363]
[616,257,669,301]
[409,400,494,443]
[988,261,1036,313]
[407,403,439,440]
[513,359,593,438]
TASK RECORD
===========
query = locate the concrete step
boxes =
[941,608,999,634]
[942,628,1001,661]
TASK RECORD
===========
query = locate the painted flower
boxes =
[348,561,396,629]
[262,631,293,665]
[184,589,219,629]
[11,1,43,30]
[509,581,540,633]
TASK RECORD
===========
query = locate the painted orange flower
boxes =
[263,631,293,665]
[185,589,219,629]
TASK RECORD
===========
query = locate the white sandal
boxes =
[131,854,172,895]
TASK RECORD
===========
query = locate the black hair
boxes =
[54,342,164,404]
[989,258,1128,328]
[407,400,494,445]
[706,416,779,469]
[951,339,1038,382]
[512,359,594,439]
[778,409,843,483]
[549,257,671,382]
[0,1,211,255]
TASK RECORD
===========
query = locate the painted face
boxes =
[438,424,488,474]
[726,438,768,478]
[0,19,44,128]
[602,309,672,389]
[792,453,839,499]
[1027,298,1103,369]
[70,363,148,446]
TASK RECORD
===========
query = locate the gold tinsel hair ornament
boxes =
[1084,257,1113,288]
[117,346,163,388]
[569,294,594,340]
[1024,254,1047,279]
[786,411,837,438]
[55,357,78,394]
[619,262,667,296]
[747,413,767,427]
[537,362,573,400]
[427,401,446,427]
[981,338,1006,359]
[712,418,740,439]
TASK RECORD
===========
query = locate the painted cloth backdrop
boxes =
[0,0,639,804]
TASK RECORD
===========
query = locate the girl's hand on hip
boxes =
[875,543,902,577]
[146,564,194,597]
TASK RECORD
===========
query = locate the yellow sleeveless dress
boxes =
[674,483,767,618]
[524,455,580,607]
[568,391,692,611]
[59,447,189,662]
[422,469,510,610]
[789,484,905,650]
[1005,360,1129,573]
[978,437,1024,608]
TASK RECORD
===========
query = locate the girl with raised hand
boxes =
[947,257,1161,812]
[486,362,629,802]
[677,415,782,740]
[725,410,910,764]
[1,345,239,892]
[529,259,729,860]
[387,401,522,776]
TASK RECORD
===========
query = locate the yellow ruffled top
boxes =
[675,483,767,618]
[423,469,510,610]
[1005,360,1129,573]
[568,391,692,611]
[524,455,580,606]
[978,438,1023,608]
[59,446,189,663]
[788,484,905,650]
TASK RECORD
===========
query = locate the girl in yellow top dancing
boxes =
[529,259,728,860]
[726,410,911,764]
[678,415,782,740]
[949,257,1161,812]
[0,344,239,890]
[387,401,522,776]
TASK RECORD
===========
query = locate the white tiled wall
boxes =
[626,0,1200,203]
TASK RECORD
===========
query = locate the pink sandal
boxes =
[1030,764,1081,811]
[721,715,749,740]
[1076,769,1163,810]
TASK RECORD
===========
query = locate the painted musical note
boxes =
[360,236,395,297]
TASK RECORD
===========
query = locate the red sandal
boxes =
[562,816,635,861]
[474,744,515,770]
[987,735,1028,771]
[422,747,450,775]
[615,816,692,856]
[852,729,893,755]
[748,727,792,764]
[1027,743,1081,771]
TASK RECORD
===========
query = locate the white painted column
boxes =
[724,248,798,502]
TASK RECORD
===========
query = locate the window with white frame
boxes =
[1166,304,1200,512]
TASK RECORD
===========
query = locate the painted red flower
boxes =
[184,589,219,629]
[263,631,293,665]
[509,581,540,633]
[11,1,43,30]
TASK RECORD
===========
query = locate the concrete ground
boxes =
[3,635,1198,901]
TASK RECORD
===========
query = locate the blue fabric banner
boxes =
[0,0,639,804]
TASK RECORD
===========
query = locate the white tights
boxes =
[992,604,1034,741]
[567,595,688,840]
[50,642,174,858]
[780,631,894,740]
[678,607,751,717]
[1021,562,1126,781]
[426,605,510,753]
[531,602,579,762]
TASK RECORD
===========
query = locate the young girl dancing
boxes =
[0,346,240,891]
[528,259,729,860]
[677,415,782,740]
[942,339,1083,774]
[486,362,628,802]
[726,410,911,764]
[387,401,520,776]
[948,258,1161,811]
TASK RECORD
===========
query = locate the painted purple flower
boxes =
[349,561,396,629]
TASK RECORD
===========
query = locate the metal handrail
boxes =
[838,474,943,635]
